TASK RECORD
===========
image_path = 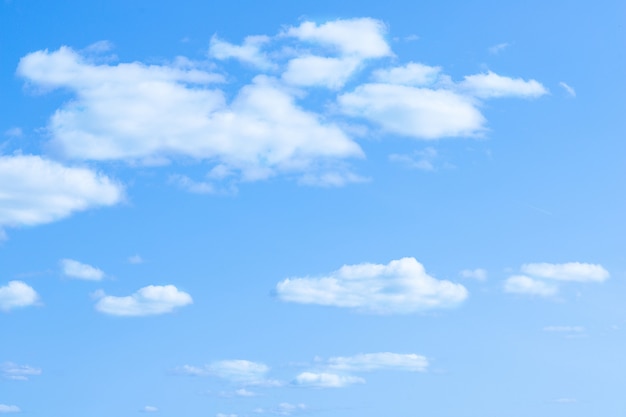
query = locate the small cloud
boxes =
[559,82,576,97]
[84,40,114,53]
[459,268,488,281]
[504,275,558,297]
[404,34,419,42]
[169,174,215,194]
[95,285,193,316]
[460,71,547,99]
[175,360,281,386]
[0,404,20,413]
[1,362,42,381]
[128,255,144,264]
[256,403,306,416]
[488,42,510,54]
[60,259,105,281]
[293,372,365,388]
[389,147,439,171]
[235,388,256,397]
[0,281,39,311]
[521,262,609,282]
[326,352,428,372]
[141,406,158,412]
[4,127,23,137]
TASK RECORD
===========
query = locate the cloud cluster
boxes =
[94,285,192,316]
[276,257,468,314]
[0,281,39,311]
[504,262,609,297]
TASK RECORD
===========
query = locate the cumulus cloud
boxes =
[94,285,192,316]
[1,362,42,381]
[460,71,547,99]
[503,275,558,297]
[459,268,488,281]
[326,352,428,372]
[284,18,391,58]
[0,155,123,229]
[209,35,274,69]
[0,405,20,414]
[338,83,485,139]
[276,257,468,314]
[293,372,365,388]
[60,259,104,280]
[521,262,608,282]
[282,55,360,89]
[0,281,39,311]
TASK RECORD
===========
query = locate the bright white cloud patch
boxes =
[0,155,123,228]
[60,259,104,280]
[284,18,391,58]
[209,35,274,69]
[338,84,485,139]
[95,285,192,316]
[326,352,428,372]
[276,257,468,314]
[1,362,42,381]
[294,372,365,388]
[521,262,609,282]
[282,55,360,89]
[0,281,39,311]
[0,405,20,414]
[504,275,558,297]
[460,71,547,99]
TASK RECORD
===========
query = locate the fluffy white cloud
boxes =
[504,275,558,297]
[0,405,20,414]
[372,62,441,86]
[18,48,362,183]
[521,262,609,282]
[94,285,192,316]
[60,259,104,281]
[209,35,274,69]
[276,257,468,314]
[0,281,39,311]
[460,71,547,99]
[1,362,42,381]
[338,83,485,139]
[0,155,123,228]
[326,352,428,372]
[459,268,488,281]
[293,372,364,388]
[284,18,391,58]
[282,55,360,89]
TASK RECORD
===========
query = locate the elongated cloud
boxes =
[504,275,558,297]
[326,352,428,372]
[521,262,609,282]
[276,257,467,314]
[60,259,105,281]
[95,285,192,316]
[294,372,365,388]
[460,71,547,99]
[175,360,279,386]
[1,362,42,381]
[0,281,39,311]
[0,155,123,228]
[0,404,20,414]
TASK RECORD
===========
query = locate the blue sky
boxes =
[1,0,625,416]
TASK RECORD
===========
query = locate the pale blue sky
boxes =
[1,1,625,416]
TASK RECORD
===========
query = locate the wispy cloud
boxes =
[559,82,576,97]
[488,42,510,54]
[1,362,42,381]
[504,275,558,297]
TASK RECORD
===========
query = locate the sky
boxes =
[1,0,625,416]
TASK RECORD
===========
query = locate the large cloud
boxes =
[0,281,39,312]
[94,285,192,316]
[275,257,468,314]
[0,155,123,228]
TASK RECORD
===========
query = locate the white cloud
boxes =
[326,352,428,372]
[504,275,558,297]
[559,82,576,97]
[294,372,364,388]
[276,257,468,314]
[0,405,20,414]
[141,406,158,412]
[338,83,485,139]
[235,388,256,397]
[0,281,39,311]
[60,258,104,281]
[521,262,608,282]
[0,155,123,228]
[459,268,488,281]
[488,42,510,54]
[17,48,363,184]
[284,18,392,58]
[372,62,441,86]
[169,174,215,194]
[176,360,279,386]
[389,147,438,171]
[460,71,548,99]
[282,55,360,89]
[209,35,274,69]
[1,362,42,381]
[94,285,192,316]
